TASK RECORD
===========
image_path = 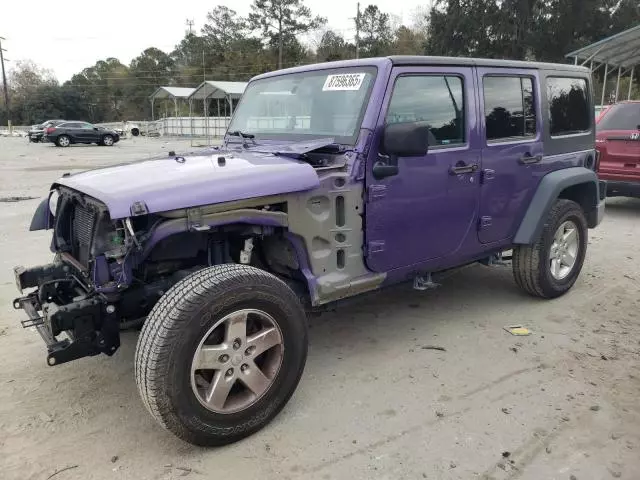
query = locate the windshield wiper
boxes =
[227,130,257,147]
[228,130,255,139]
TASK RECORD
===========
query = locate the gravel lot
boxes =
[0,136,639,480]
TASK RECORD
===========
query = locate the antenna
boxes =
[355,3,361,59]
[186,19,194,35]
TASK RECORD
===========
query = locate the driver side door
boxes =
[364,66,481,273]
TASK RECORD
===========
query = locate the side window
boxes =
[484,76,536,141]
[386,75,465,147]
[547,77,590,136]
[80,123,94,129]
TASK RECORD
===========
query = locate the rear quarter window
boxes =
[597,103,640,131]
[483,76,536,142]
[547,77,590,136]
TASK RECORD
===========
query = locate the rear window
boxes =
[597,103,640,131]
[483,76,536,141]
[547,77,590,136]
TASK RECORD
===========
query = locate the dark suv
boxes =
[14,56,605,446]
[46,121,120,147]
[595,101,640,197]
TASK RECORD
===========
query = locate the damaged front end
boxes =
[14,271,120,366]
[13,187,170,366]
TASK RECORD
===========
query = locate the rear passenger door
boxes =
[476,69,543,244]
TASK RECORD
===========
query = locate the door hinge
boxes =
[479,216,492,229]
[481,169,495,184]
[367,184,387,202]
[187,207,210,232]
[365,240,385,256]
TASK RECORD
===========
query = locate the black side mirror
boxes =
[94,127,99,131]
[381,121,431,157]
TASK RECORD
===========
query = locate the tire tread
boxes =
[134,264,307,446]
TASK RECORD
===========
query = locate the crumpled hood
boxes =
[54,146,322,219]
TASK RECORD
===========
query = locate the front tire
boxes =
[513,199,588,299]
[101,134,114,146]
[135,264,308,446]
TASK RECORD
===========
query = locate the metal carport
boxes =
[187,81,248,144]
[188,81,247,117]
[566,24,640,106]
[149,86,195,120]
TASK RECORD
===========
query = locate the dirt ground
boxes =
[0,136,638,480]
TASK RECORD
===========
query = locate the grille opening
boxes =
[72,203,97,265]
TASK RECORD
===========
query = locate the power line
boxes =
[71,57,330,74]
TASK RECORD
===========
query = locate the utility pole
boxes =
[355,3,361,59]
[0,36,10,131]
[186,19,194,35]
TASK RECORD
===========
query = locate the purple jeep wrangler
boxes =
[13,56,605,446]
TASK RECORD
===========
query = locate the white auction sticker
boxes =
[322,73,366,91]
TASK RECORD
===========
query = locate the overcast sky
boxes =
[1,0,427,82]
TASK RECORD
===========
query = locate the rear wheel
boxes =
[56,135,70,147]
[101,134,114,146]
[135,264,308,446]
[513,199,588,298]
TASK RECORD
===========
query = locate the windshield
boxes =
[597,103,640,131]
[227,67,377,144]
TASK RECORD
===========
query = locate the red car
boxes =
[595,101,640,197]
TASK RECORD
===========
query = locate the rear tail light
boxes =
[594,150,601,172]
[46,127,56,134]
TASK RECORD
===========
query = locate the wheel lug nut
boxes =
[241,364,249,372]
[225,368,234,377]
[233,339,242,350]
[219,354,229,363]
[245,346,255,356]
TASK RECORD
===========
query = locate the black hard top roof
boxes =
[388,55,590,73]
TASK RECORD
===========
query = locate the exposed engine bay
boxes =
[14,186,301,366]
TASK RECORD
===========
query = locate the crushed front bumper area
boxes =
[13,263,120,366]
